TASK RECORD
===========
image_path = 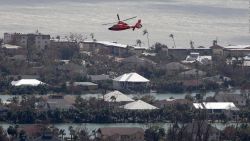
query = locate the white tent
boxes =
[104,90,135,102]
[11,79,45,86]
[113,72,149,82]
[122,100,159,110]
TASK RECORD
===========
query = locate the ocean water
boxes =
[0,0,249,47]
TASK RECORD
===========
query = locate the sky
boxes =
[0,0,249,48]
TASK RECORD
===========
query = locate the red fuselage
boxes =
[108,21,131,31]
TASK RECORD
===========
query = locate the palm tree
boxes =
[69,126,75,141]
[136,39,142,47]
[143,29,150,48]
[56,35,60,41]
[190,40,194,49]
[90,33,95,41]
[110,96,116,102]
[59,129,66,140]
[169,34,176,48]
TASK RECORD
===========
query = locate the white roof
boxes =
[104,90,135,102]
[122,100,159,110]
[243,61,250,67]
[3,44,22,49]
[84,41,127,48]
[131,46,148,50]
[193,103,205,109]
[225,45,250,49]
[113,73,149,82]
[11,79,45,86]
[193,102,239,110]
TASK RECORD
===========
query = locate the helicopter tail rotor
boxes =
[132,19,142,31]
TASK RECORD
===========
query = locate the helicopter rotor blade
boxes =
[102,21,117,25]
[117,14,120,21]
[122,16,137,22]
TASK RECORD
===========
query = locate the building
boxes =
[122,100,159,110]
[96,127,144,141]
[43,95,76,111]
[33,132,61,141]
[203,75,231,86]
[11,79,45,86]
[178,69,207,79]
[4,32,50,49]
[104,90,134,102]
[160,62,190,75]
[214,93,246,106]
[210,40,250,58]
[193,102,239,118]
[182,52,212,65]
[81,41,130,56]
[127,46,147,55]
[223,45,250,57]
[57,63,86,75]
[121,55,156,66]
[89,74,111,82]
[1,44,26,56]
[113,72,150,92]
[67,82,98,91]
[154,98,192,108]
[209,41,224,58]
[167,47,211,60]
[50,39,78,48]
[81,41,147,57]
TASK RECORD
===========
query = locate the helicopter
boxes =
[102,14,142,31]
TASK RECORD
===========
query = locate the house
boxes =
[33,132,61,141]
[18,125,43,140]
[182,52,212,65]
[214,93,246,106]
[104,90,134,102]
[193,102,239,118]
[89,74,111,82]
[7,75,40,80]
[203,75,231,85]
[67,82,98,91]
[11,79,45,86]
[121,55,156,66]
[160,62,190,75]
[96,127,144,141]
[2,44,22,49]
[57,63,86,75]
[167,47,211,60]
[2,44,26,56]
[154,98,192,108]
[183,121,221,141]
[113,72,150,92]
[127,46,148,55]
[178,69,207,79]
[181,79,203,88]
[43,95,76,111]
[8,55,27,62]
[122,100,159,110]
